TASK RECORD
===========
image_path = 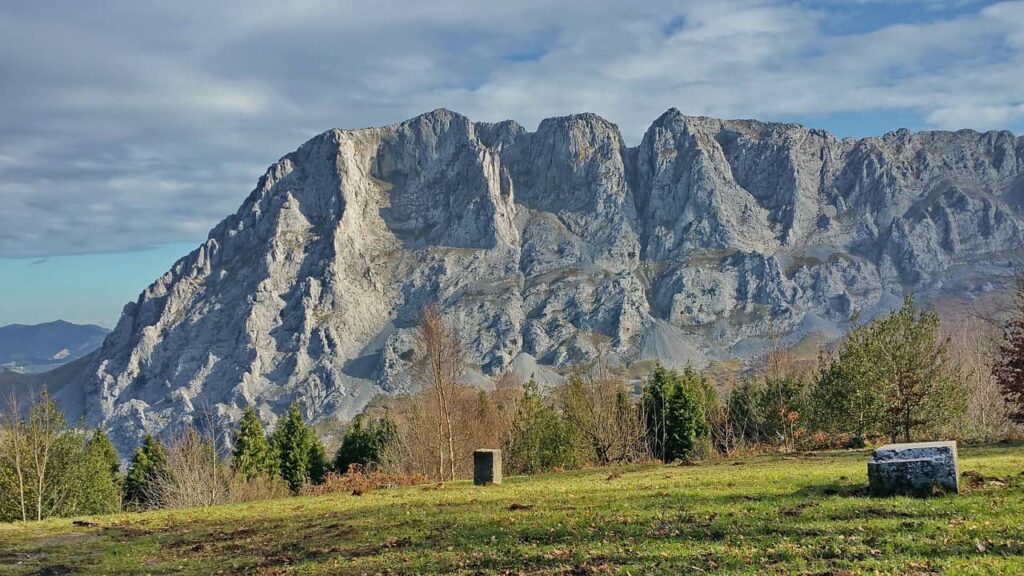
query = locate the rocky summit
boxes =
[49,109,1023,452]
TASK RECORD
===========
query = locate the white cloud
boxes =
[0,0,1021,257]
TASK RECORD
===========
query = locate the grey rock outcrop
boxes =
[53,109,1022,453]
[868,441,960,496]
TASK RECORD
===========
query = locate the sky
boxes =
[1,0,1023,327]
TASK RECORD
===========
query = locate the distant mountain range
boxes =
[0,320,109,373]
[11,109,1024,455]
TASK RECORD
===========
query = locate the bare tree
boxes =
[995,274,1024,423]
[151,427,231,509]
[559,359,649,466]
[411,305,466,482]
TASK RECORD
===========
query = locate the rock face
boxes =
[53,109,1024,454]
[868,441,960,496]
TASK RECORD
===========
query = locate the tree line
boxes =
[3,287,1024,521]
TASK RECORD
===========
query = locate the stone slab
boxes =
[868,440,959,497]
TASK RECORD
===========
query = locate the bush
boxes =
[504,376,577,474]
[301,465,429,497]
[334,415,398,474]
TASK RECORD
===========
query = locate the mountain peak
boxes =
[43,109,1024,455]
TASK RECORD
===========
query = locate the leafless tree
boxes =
[150,427,231,509]
[411,305,466,481]
[559,359,649,466]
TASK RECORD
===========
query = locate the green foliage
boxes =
[0,397,121,521]
[270,403,327,492]
[87,428,121,487]
[643,365,711,462]
[232,407,276,480]
[811,295,961,442]
[77,432,123,516]
[811,319,885,439]
[123,434,169,509]
[504,375,577,474]
[334,415,398,474]
[728,374,807,448]
[558,369,647,466]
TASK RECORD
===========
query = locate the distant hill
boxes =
[0,320,109,373]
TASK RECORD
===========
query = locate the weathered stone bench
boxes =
[474,449,502,486]
[867,441,959,497]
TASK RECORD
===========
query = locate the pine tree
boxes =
[995,277,1024,423]
[334,415,398,474]
[123,434,169,508]
[664,376,708,461]
[810,295,959,443]
[87,428,121,487]
[270,403,326,492]
[641,365,672,461]
[232,406,275,480]
[505,375,576,474]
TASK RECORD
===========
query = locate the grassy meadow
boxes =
[1,444,1022,575]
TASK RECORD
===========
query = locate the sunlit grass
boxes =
[1,445,1022,575]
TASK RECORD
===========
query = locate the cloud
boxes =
[0,0,1022,257]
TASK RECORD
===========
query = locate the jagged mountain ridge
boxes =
[57,108,1023,452]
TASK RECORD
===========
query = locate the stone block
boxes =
[867,441,959,497]
[474,449,502,486]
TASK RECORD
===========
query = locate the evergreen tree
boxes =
[812,319,885,441]
[123,434,169,509]
[664,372,709,461]
[232,406,275,480]
[810,295,960,442]
[87,428,121,487]
[641,365,673,461]
[995,277,1024,423]
[334,415,398,473]
[642,365,712,461]
[270,403,326,491]
[76,433,123,515]
[505,375,576,474]
[309,438,330,484]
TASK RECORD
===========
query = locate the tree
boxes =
[641,365,672,462]
[812,319,885,442]
[232,407,276,480]
[643,366,711,462]
[150,427,230,509]
[411,305,465,482]
[873,296,958,442]
[810,296,960,443]
[1,395,121,521]
[334,415,398,474]
[87,428,121,488]
[0,394,29,521]
[504,375,576,474]
[995,276,1024,423]
[123,434,169,509]
[559,362,648,466]
[664,370,711,461]
[270,403,326,492]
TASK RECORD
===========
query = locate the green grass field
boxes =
[2,445,1023,575]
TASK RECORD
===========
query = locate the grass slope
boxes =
[2,446,1023,575]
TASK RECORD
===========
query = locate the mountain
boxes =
[43,109,1023,453]
[0,320,109,373]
